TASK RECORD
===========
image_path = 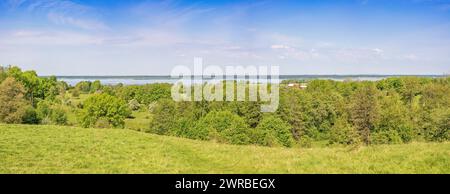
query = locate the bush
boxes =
[253,115,294,147]
[128,99,141,111]
[95,117,111,128]
[371,130,403,145]
[168,117,197,139]
[80,93,131,128]
[298,135,312,148]
[22,106,40,124]
[424,108,450,141]
[376,92,414,143]
[51,107,68,125]
[193,111,252,145]
[36,100,68,125]
[75,81,91,93]
[149,99,176,135]
[329,117,360,145]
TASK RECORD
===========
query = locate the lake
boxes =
[54,75,446,86]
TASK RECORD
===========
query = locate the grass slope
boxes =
[0,124,448,174]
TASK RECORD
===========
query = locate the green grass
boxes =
[124,111,152,132]
[0,124,448,174]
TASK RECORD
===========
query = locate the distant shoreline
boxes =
[43,74,448,86]
[46,74,448,79]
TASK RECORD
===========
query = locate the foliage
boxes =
[376,91,414,143]
[253,115,294,147]
[79,93,131,128]
[2,65,450,147]
[128,99,141,111]
[193,111,252,145]
[75,81,92,93]
[36,100,68,125]
[349,83,380,144]
[0,77,30,123]
[22,106,40,124]
[149,99,176,135]
[5,66,61,104]
[329,116,360,145]
[117,83,171,105]
[371,130,403,145]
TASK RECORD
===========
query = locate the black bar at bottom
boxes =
[0,174,446,193]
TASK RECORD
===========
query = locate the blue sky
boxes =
[1,0,450,75]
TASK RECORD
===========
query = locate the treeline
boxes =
[143,78,449,147]
[0,65,448,147]
[0,66,68,125]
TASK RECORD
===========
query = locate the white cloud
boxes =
[47,12,108,31]
[5,0,108,31]
[271,44,290,49]
[0,30,104,46]
[372,48,384,54]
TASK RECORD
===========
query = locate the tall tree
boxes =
[0,77,29,123]
[349,83,380,144]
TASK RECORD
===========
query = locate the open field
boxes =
[0,124,449,174]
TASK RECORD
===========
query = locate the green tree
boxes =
[193,111,252,145]
[254,115,294,147]
[349,83,380,144]
[232,101,262,128]
[75,81,92,93]
[80,93,131,128]
[0,77,30,123]
[329,116,360,145]
[90,80,102,93]
[423,108,450,141]
[278,88,312,140]
[376,91,414,143]
[149,99,176,135]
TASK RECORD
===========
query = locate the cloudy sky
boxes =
[1,0,450,75]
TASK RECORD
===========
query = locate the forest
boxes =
[0,65,449,148]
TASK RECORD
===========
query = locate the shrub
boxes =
[168,117,197,139]
[94,117,111,128]
[253,115,294,147]
[50,107,68,125]
[193,111,252,145]
[329,117,360,145]
[22,106,40,124]
[149,99,176,135]
[376,92,414,143]
[80,93,131,128]
[424,108,450,141]
[128,99,141,111]
[75,81,91,93]
[36,100,68,125]
[371,130,403,145]
[298,135,312,148]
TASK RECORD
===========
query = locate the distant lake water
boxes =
[54,75,445,86]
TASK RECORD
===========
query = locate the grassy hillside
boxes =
[0,124,448,174]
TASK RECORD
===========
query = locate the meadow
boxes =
[1,124,448,174]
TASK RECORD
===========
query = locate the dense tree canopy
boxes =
[0,65,448,147]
